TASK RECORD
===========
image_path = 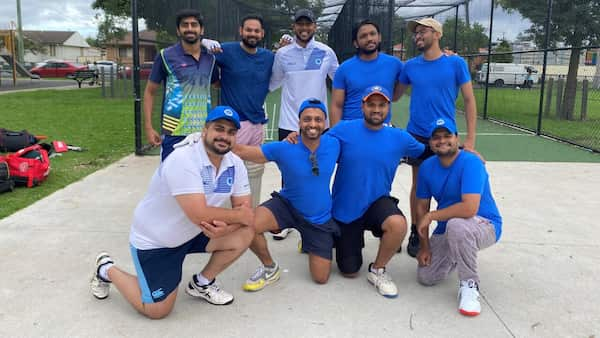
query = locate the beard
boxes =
[241,36,260,48]
[182,32,201,44]
[363,113,385,127]
[295,32,315,43]
[416,40,432,52]
[204,138,231,155]
[300,126,322,140]
[358,43,379,55]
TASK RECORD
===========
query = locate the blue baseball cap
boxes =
[429,117,458,137]
[205,106,241,129]
[298,98,327,118]
[362,85,391,102]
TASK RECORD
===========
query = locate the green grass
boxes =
[1,88,134,218]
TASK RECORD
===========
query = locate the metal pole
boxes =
[16,0,24,64]
[453,5,459,52]
[482,0,495,120]
[400,28,405,60]
[131,0,143,154]
[536,0,553,135]
[387,0,394,55]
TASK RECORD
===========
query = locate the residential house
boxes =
[20,30,96,63]
[105,30,158,66]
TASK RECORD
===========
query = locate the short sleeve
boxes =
[403,131,425,158]
[149,52,167,84]
[269,53,285,91]
[261,142,285,162]
[416,164,431,199]
[232,159,251,196]
[328,48,339,80]
[455,57,471,86]
[162,150,205,196]
[398,62,410,85]
[332,63,346,90]
[461,156,486,195]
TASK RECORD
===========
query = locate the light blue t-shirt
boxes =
[261,135,340,226]
[215,42,274,124]
[416,151,502,241]
[332,53,403,122]
[399,54,470,137]
[328,120,425,223]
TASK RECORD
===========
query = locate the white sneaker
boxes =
[90,252,113,299]
[367,263,398,298]
[272,228,293,240]
[458,279,481,316]
[186,277,234,305]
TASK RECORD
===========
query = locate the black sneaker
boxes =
[407,224,420,258]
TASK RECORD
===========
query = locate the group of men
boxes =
[90,8,502,320]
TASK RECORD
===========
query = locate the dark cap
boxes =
[294,9,316,23]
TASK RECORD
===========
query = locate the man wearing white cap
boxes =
[397,17,478,259]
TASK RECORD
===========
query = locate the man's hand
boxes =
[145,127,161,146]
[174,132,202,149]
[417,212,432,239]
[235,202,255,227]
[201,38,223,53]
[417,247,432,267]
[284,131,299,144]
[278,34,293,48]
[199,220,235,238]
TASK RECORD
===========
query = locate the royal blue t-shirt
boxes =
[328,120,424,223]
[332,53,403,123]
[261,135,340,226]
[215,42,274,124]
[399,54,470,138]
[416,151,502,241]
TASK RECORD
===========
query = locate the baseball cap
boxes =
[294,9,316,23]
[407,18,443,37]
[298,98,327,117]
[205,106,241,129]
[429,118,457,137]
[362,85,391,102]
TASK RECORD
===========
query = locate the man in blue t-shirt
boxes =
[397,18,479,258]
[415,117,501,317]
[143,9,219,160]
[327,86,425,298]
[330,19,403,126]
[232,98,341,290]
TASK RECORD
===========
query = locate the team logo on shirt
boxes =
[315,58,322,65]
[224,109,234,116]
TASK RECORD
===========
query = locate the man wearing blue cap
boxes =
[415,118,501,316]
[90,106,255,319]
[231,98,340,290]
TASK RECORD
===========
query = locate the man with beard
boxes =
[90,106,255,319]
[327,86,424,298]
[329,20,403,126]
[415,118,501,317]
[397,18,478,259]
[229,98,340,290]
[143,9,219,160]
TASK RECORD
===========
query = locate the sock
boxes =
[369,263,384,273]
[98,262,114,282]
[264,262,277,270]
[194,273,213,287]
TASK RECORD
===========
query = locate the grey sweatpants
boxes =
[417,216,496,285]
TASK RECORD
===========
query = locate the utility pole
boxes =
[16,0,25,63]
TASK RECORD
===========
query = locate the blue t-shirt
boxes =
[332,53,403,122]
[215,42,274,124]
[399,54,470,137]
[328,120,425,223]
[416,151,502,241]
[261,135,340,226]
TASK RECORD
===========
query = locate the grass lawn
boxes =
[1,88,134,218]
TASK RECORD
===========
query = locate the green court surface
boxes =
[263,92,600,163]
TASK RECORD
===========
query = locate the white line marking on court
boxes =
[459,133,533,136]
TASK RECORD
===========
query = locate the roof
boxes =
[22,31,75,44]
[114,30,157,46]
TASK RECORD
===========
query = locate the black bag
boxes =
[0,161,14,193]
[0,129,40,153]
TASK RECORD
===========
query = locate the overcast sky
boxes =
[1,0,532,41]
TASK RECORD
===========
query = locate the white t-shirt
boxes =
[269,38,339,131]
[129,141,250,249]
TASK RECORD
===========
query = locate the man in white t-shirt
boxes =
[89,106,255,319]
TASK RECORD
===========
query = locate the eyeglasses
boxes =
[309,152,319,176]
[413,29,434,37]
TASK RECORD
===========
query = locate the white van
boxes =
[476,63,538,87]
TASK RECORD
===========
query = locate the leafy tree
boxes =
[492,39,513,63]
[439,18,488,55]
[498,0,600,120]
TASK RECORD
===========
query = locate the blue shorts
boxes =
[261,192,339,260]
[130,233,210,303]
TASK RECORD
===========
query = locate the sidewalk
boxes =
[1,154,598,337]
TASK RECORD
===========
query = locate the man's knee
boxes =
[446,217,469,243]
[336,255,362,277]
[382,215,407,236]
[416,267,439,287]
[142,297,176,320]
[236,226,255,249]
[311,271,330,284]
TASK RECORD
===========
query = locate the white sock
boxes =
[194,273,212,286]
[98,263,114,282]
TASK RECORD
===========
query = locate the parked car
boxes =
[88,60,118,76]
[119,62,153,79]
[476,63,539,87]
[30,61,87,78]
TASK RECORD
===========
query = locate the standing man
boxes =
[415,118,501,317]
[397,18,478,257]
[330,19,404,126]
[143,9,219,160]
[90,106,255,319]
[328,86,425,298]
[211,15,275,208]
[233,98,340,289]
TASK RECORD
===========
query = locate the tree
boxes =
[498,0,600,120]
[492,39,513,63]
[440,18,488,55]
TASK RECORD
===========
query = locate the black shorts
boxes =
[405,133,434,166]
[261,192,339,260]
[334,196,404,274]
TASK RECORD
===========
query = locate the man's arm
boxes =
[392,83,408,102]
[175,193,254,227]
[460,81,477,151]
[330,88,345,127]
[422,193,481,226]
[143,80,162,146]
[269,54,284,92]
[232,144,269,164]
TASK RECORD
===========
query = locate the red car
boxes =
[30,61,87,78]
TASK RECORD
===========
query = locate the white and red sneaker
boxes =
[458,279,481,316]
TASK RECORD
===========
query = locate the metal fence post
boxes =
[101,69,105,97]
[482,0,495,120]
[581,79,588,120]
[536,0,553,135]
[110,67,115,98]
[544,78,553,117]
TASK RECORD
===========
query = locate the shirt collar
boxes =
[294,37,316,50]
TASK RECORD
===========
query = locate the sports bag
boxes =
[0,129,41,153]
[1,144,51,187]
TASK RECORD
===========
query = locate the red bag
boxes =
[0,144,51,187]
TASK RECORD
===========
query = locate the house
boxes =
[20,30,95,63]
[105,30,158,66]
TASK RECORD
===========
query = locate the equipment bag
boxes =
[1,144,51,187]
[0,129,42,153]
[0,161,14,193]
